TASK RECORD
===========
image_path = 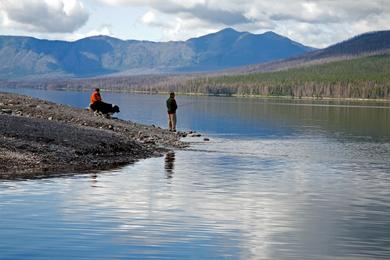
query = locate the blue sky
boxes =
[1,0,389,48]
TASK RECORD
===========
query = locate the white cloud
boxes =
[141,11,156,25]
[1,0,389,47]
[0,0,89,33]
[137,10,233,42]
[98,0,390,47]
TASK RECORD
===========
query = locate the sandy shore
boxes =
[0,92,187,179]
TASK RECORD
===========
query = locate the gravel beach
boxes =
[0,92,187,179]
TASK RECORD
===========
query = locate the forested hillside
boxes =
[236,30,390,74]
[139,54,390,99]
[311,30,390,58]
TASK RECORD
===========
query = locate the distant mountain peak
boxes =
[262,31,282,37]
[214,29,287,40]
[187,27,241,42]
[77,35,123,42]
[218,27,240,34]
[83,35,111,40]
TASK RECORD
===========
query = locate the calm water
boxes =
[1,87,390,259]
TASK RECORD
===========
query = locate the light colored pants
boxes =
[168,113,176,131]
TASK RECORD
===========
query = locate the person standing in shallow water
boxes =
[166,92,178,132]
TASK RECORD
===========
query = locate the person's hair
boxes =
[169,92,175,97]
[95,88,100,92]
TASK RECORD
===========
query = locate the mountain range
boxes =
[0,28,314,79]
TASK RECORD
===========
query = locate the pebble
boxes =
[1,108,12,114]
[177,132,187,138]
[144,139,156,144]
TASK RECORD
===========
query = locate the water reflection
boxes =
[164,152,175,179]
[90,173,98,188]
[1,88,390,259]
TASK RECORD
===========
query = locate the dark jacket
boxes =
[166,97,177,114]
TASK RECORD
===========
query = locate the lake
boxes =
[1,87,390,259]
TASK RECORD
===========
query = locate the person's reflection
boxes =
[90,173,98,187]
[164,152,175,178]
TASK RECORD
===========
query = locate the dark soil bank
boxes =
[0,92,187,179]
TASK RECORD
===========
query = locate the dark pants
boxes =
[168,113,176,131]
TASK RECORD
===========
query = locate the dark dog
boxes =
[90,101,120,115]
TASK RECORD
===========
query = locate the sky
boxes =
[0,0,389,48]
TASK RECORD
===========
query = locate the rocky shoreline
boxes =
[0,92,188,179]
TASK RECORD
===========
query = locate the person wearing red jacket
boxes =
[90,88,102,105]
[89,88,120,115]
